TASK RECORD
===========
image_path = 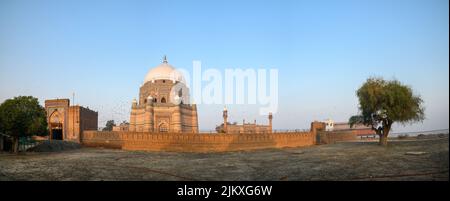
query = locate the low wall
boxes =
[81,131,315,152]
[317,130,358,144]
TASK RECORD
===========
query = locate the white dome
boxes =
[143,56,185,84]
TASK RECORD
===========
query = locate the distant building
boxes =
[112,122,130,131]
[325,119,334,131]
[45,99,98,142]
[324,118,375,136]
[215,107,273,134]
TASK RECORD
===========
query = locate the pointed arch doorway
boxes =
[49,111,63,140]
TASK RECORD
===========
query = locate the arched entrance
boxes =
[49,111,63,140]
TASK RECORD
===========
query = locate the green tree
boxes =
[0,96,48,153]
[102,120,116,131]
[349,78,425,146]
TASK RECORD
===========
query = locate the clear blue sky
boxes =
[0,0,448,132]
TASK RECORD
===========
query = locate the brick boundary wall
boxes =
[81,131,316,152]
[317,130,358,144]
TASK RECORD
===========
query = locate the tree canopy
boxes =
[102,120,116,131]
[349,78,425,145]
[0,96,48,153]
[0,96,48,138]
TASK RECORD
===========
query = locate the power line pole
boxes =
[72,92,75,140]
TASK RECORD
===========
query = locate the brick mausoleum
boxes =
[129,56,199,133]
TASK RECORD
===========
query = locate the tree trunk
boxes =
[378,124,391,146]
[13,137,19,154]
[379,134,388,146]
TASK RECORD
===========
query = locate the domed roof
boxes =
[143,56,185,84]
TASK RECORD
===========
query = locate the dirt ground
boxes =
[0,137,448,181]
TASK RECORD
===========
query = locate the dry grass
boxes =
[0,137,448,181]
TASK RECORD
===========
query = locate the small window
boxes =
[159,124,168,132]
[162,80,166,83]
[161,97,166,103]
